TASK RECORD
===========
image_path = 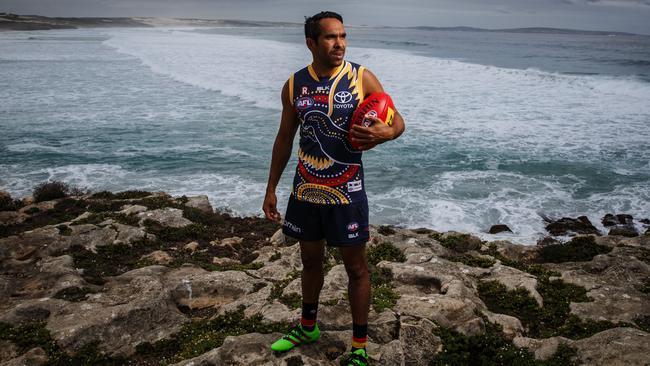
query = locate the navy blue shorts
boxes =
[282,196,369,247]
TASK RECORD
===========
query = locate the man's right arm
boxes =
[262,79,299,222]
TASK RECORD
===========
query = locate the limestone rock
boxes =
[513,335,571,361]
[490,240,540,263]
[379,257,486,335]
[18,200,57,215]
[220,236,244,247]
[318,264,348,303]
[165,266,268,312]
[602,213,634,227]
[137,207,193,228]
[141,250,173,265]
[0,254,85,309]
[399,316,442,365]
[2,347,48,366]
[368,310,399,344]
[46,265,186,357]
[0,340,19,363]
[270,229,285,246]
[212,256,240,266]
[572,327,650,366]
[544,216,600,236]
[170,330,372,366]
[485,312,525,339]
[112,222,150,245]
[484,262,544,307]
[376,339,404,365]
[68,224,117,253]
[489,224,512,234]
[608,226,639,237]
[184,241,199,252]
[184,195,213,214]
[536,236,561,247]
[544,246,650,324]
[119,204,147,215]
[0,211,23,225]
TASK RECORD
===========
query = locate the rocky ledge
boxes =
[0,188,649,365]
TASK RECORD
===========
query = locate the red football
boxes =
[349,92,395,149]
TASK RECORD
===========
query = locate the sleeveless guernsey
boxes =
[289,60,367,205]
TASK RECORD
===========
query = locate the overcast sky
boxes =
[4,0,650,35]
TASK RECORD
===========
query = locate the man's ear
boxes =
[306,37,316,52]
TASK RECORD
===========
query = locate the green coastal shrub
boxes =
[33,180,85,202]
[430,320,579,366]
[53,286,97,302]
[0,193,24,211]
[367,241,406,265]
[637,278,650,294]
[0,321,125,365]
[634,315,650,333]
[91,190,153,200]
[135,306,290,364]
[430,232,481,253]
[480,243,561,280]
[0,198,88,239]
[442,254,496,268]
[537,236,611,263]
[377,225,396,235]
[478,279,628,339]
[370,265,399,312]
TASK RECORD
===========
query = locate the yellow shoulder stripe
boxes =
[288,74,294,106]
[307,64,319,82]
[357,66,365,103]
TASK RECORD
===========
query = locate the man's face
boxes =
[308,18,346,68]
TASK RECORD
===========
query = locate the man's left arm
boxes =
[349,69,405,150]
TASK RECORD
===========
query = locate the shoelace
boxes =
[342,352,368,366]
[283,325,311,343]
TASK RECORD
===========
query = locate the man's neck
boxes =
[310,61,343,79]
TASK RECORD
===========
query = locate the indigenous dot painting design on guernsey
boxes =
[290,61,367,205]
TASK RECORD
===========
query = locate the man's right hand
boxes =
[263,191,282,223]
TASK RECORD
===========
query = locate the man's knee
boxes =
[344,261,369,281]
[300,240,325,270]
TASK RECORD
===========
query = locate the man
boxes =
[262,11,405,366]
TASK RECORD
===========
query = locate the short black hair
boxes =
[304,11,343,41]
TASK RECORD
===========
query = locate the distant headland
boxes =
[0,13,642,36]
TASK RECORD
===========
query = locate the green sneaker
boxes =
[340,348,369,366]
[271,323,320,352]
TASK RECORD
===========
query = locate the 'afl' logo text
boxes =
[362,110,377,127]
[334,91,353,104]
[296,97,314,110]
[347,222,359,232]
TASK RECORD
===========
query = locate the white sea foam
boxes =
[369,170,650,244]
[104,29,309,110]
[6,143,64,153]
[103,28,650,169]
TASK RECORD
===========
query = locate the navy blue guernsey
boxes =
[289,61,367,205]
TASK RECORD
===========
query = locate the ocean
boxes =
[1,25,649,244]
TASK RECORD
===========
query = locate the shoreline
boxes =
[1,186,648,246]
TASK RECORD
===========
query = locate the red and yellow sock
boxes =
[351,323,368,350]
